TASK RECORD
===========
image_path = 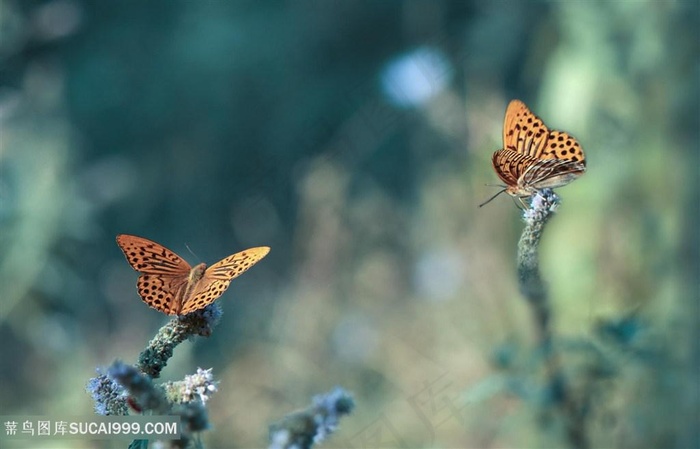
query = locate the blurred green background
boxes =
[1,1,698,448]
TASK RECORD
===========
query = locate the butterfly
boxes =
[481,99,586,206]
[116,234,270,315]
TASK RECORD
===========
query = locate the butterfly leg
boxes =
[511,195,529,210]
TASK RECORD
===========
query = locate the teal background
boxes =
[1,1,698,448]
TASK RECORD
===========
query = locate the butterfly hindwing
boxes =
[137,273,189,315]
[522,158,587,190]
[179,278,230,315]
[492,148,541,186]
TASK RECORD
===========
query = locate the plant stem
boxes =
[517,189,588,449]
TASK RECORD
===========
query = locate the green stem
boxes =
[516,189,588,449]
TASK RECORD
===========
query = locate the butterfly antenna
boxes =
[479,188,507,208]
[185,243,201,262]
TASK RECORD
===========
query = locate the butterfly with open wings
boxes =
[116,234,269,315]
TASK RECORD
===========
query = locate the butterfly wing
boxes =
[180,246,271,314]
[499,100,586,196]
[116,234,192,315]
[521,158,587,190]
[538,130,586,164]
[136,274,189,315]
[502,100,551,158]
[492,148,541,187]
[116,234,192,275]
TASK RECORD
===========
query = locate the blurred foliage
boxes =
[0,0,698,448]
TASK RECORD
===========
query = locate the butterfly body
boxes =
[490,100,586,200]
[116,234,269,315]
[188,263,207,286]
[155,262,207,313]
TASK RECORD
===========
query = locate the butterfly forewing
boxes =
[538,130,585,163]
[181,246,270,315]
[205,247,271,279]
[502,100,550,158]
[116,234,191,276]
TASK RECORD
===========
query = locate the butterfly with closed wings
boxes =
[481,100,586,206]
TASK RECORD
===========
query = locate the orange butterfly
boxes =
[116,234,269,315]
[482,100,586,206]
